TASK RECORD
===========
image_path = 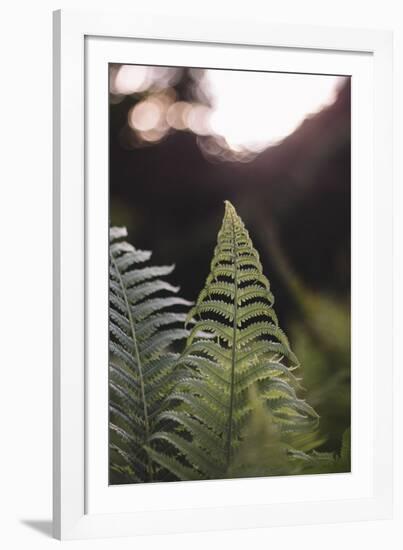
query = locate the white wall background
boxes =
[0,1,401,548]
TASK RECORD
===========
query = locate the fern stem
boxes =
[226,203,238,470]
[110,252,153,481]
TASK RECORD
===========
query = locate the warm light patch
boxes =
[205,70,342,152]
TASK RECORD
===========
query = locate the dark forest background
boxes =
[109,67,351,456]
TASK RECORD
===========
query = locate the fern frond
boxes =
[109,227,190,483]
[153,202,319,480]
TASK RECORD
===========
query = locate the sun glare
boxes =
[205,70,343,151]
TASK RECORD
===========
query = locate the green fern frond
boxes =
[287,427,350,474]
[109,227,191,483]
[153,201,319,480]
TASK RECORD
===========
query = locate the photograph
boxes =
[1,0,396,544]
[108,63,351,485]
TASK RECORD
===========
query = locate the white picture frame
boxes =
[53,9,393,540]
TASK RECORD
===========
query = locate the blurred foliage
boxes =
[229,386,291,478]
[291,295,350,452]
[229,388,350,478]
[257,220,350,453]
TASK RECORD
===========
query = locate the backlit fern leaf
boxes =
[152,201,319,480]
[109,227,191,483]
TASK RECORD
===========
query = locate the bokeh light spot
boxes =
[186,104,211,136]
[166,101,192,131]
[129,100,161,132]
[112,65,150,95]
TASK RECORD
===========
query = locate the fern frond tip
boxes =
[224,200,236,215]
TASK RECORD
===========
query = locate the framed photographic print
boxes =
[53,9,393,540]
